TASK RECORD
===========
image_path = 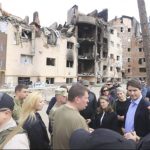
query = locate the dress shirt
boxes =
[125,95,142,133]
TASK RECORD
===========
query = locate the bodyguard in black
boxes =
[80,80,97,128]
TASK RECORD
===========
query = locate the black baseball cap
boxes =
[0,92,14,111]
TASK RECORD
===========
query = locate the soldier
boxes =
[13,84,28,122]
[53,83,90,149]
[48,87,68,133]
[0,92,29,149]
[80,80,97,128]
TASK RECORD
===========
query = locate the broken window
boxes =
[117,56,120,60]
[20,55,33,64]
[138,58,142,64]
[18,77,30,85]
[21,29,32,39]
[46,58,55,66]
[120,27,124,32]
[128,58,130,62]
[139,48,142,52]
[128,69,131,73]
[139,68,146,72]
[103,52,108,58]
[66,60,73,67]
[78,23,95,39]
[78,60,94,75]
[103,38,108,44]
[46,78,54,84]
[66,78,73,84]
[110,67,113,71]
[128,48,131,52]
[128,28,131,32]
[78,41,94,59]
[103,65,107,70]
[67,47,74,62]
[116,67,121,72]
[110,29,114,34]
[67,41,74,49]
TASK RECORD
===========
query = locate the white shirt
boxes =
[0,117,30,149]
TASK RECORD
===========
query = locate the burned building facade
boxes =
[67,6,122,83]
[67,6,109,83]
[109,16,146,80]
[0,6,77,87]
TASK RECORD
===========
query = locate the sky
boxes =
[0,0,150,27]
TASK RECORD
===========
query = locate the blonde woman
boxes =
[19,92,50,149]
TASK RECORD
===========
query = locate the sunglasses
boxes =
[103,89,109,92]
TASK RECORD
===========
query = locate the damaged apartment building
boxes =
[0,4,77,86]
[67,5,122,83]
[109,16,146,80]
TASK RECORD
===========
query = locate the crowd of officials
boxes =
[0,78,150,149]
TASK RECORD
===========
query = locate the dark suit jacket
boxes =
[137,132,150,150]
[23,112,50,149]
[125,98,150,137]
[134,99,150,137]
[80,91,97,128]
[95,111,118,132]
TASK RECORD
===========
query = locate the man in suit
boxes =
[124,79,150,140]
[80,80,97,128]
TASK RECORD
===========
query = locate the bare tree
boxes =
[137,0,150,85]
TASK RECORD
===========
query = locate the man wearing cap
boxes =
[48,87,68,133]
[46,84,68,115]
[80,80,97,128]
[13,84,29,122]
[53,83,89,150]
[0,92,29,149]
[124,79,150,140]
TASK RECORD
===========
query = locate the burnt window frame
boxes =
[46,58,55,66]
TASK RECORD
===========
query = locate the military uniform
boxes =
[12,98,23,121]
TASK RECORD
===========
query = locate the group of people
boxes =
[1,78,150,149]
[0,84,50,149]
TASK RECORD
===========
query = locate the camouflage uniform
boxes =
[12,99,23,122]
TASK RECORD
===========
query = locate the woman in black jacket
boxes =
[19,92,50,149]
[115,87,130,134]
[94,96,118,132]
